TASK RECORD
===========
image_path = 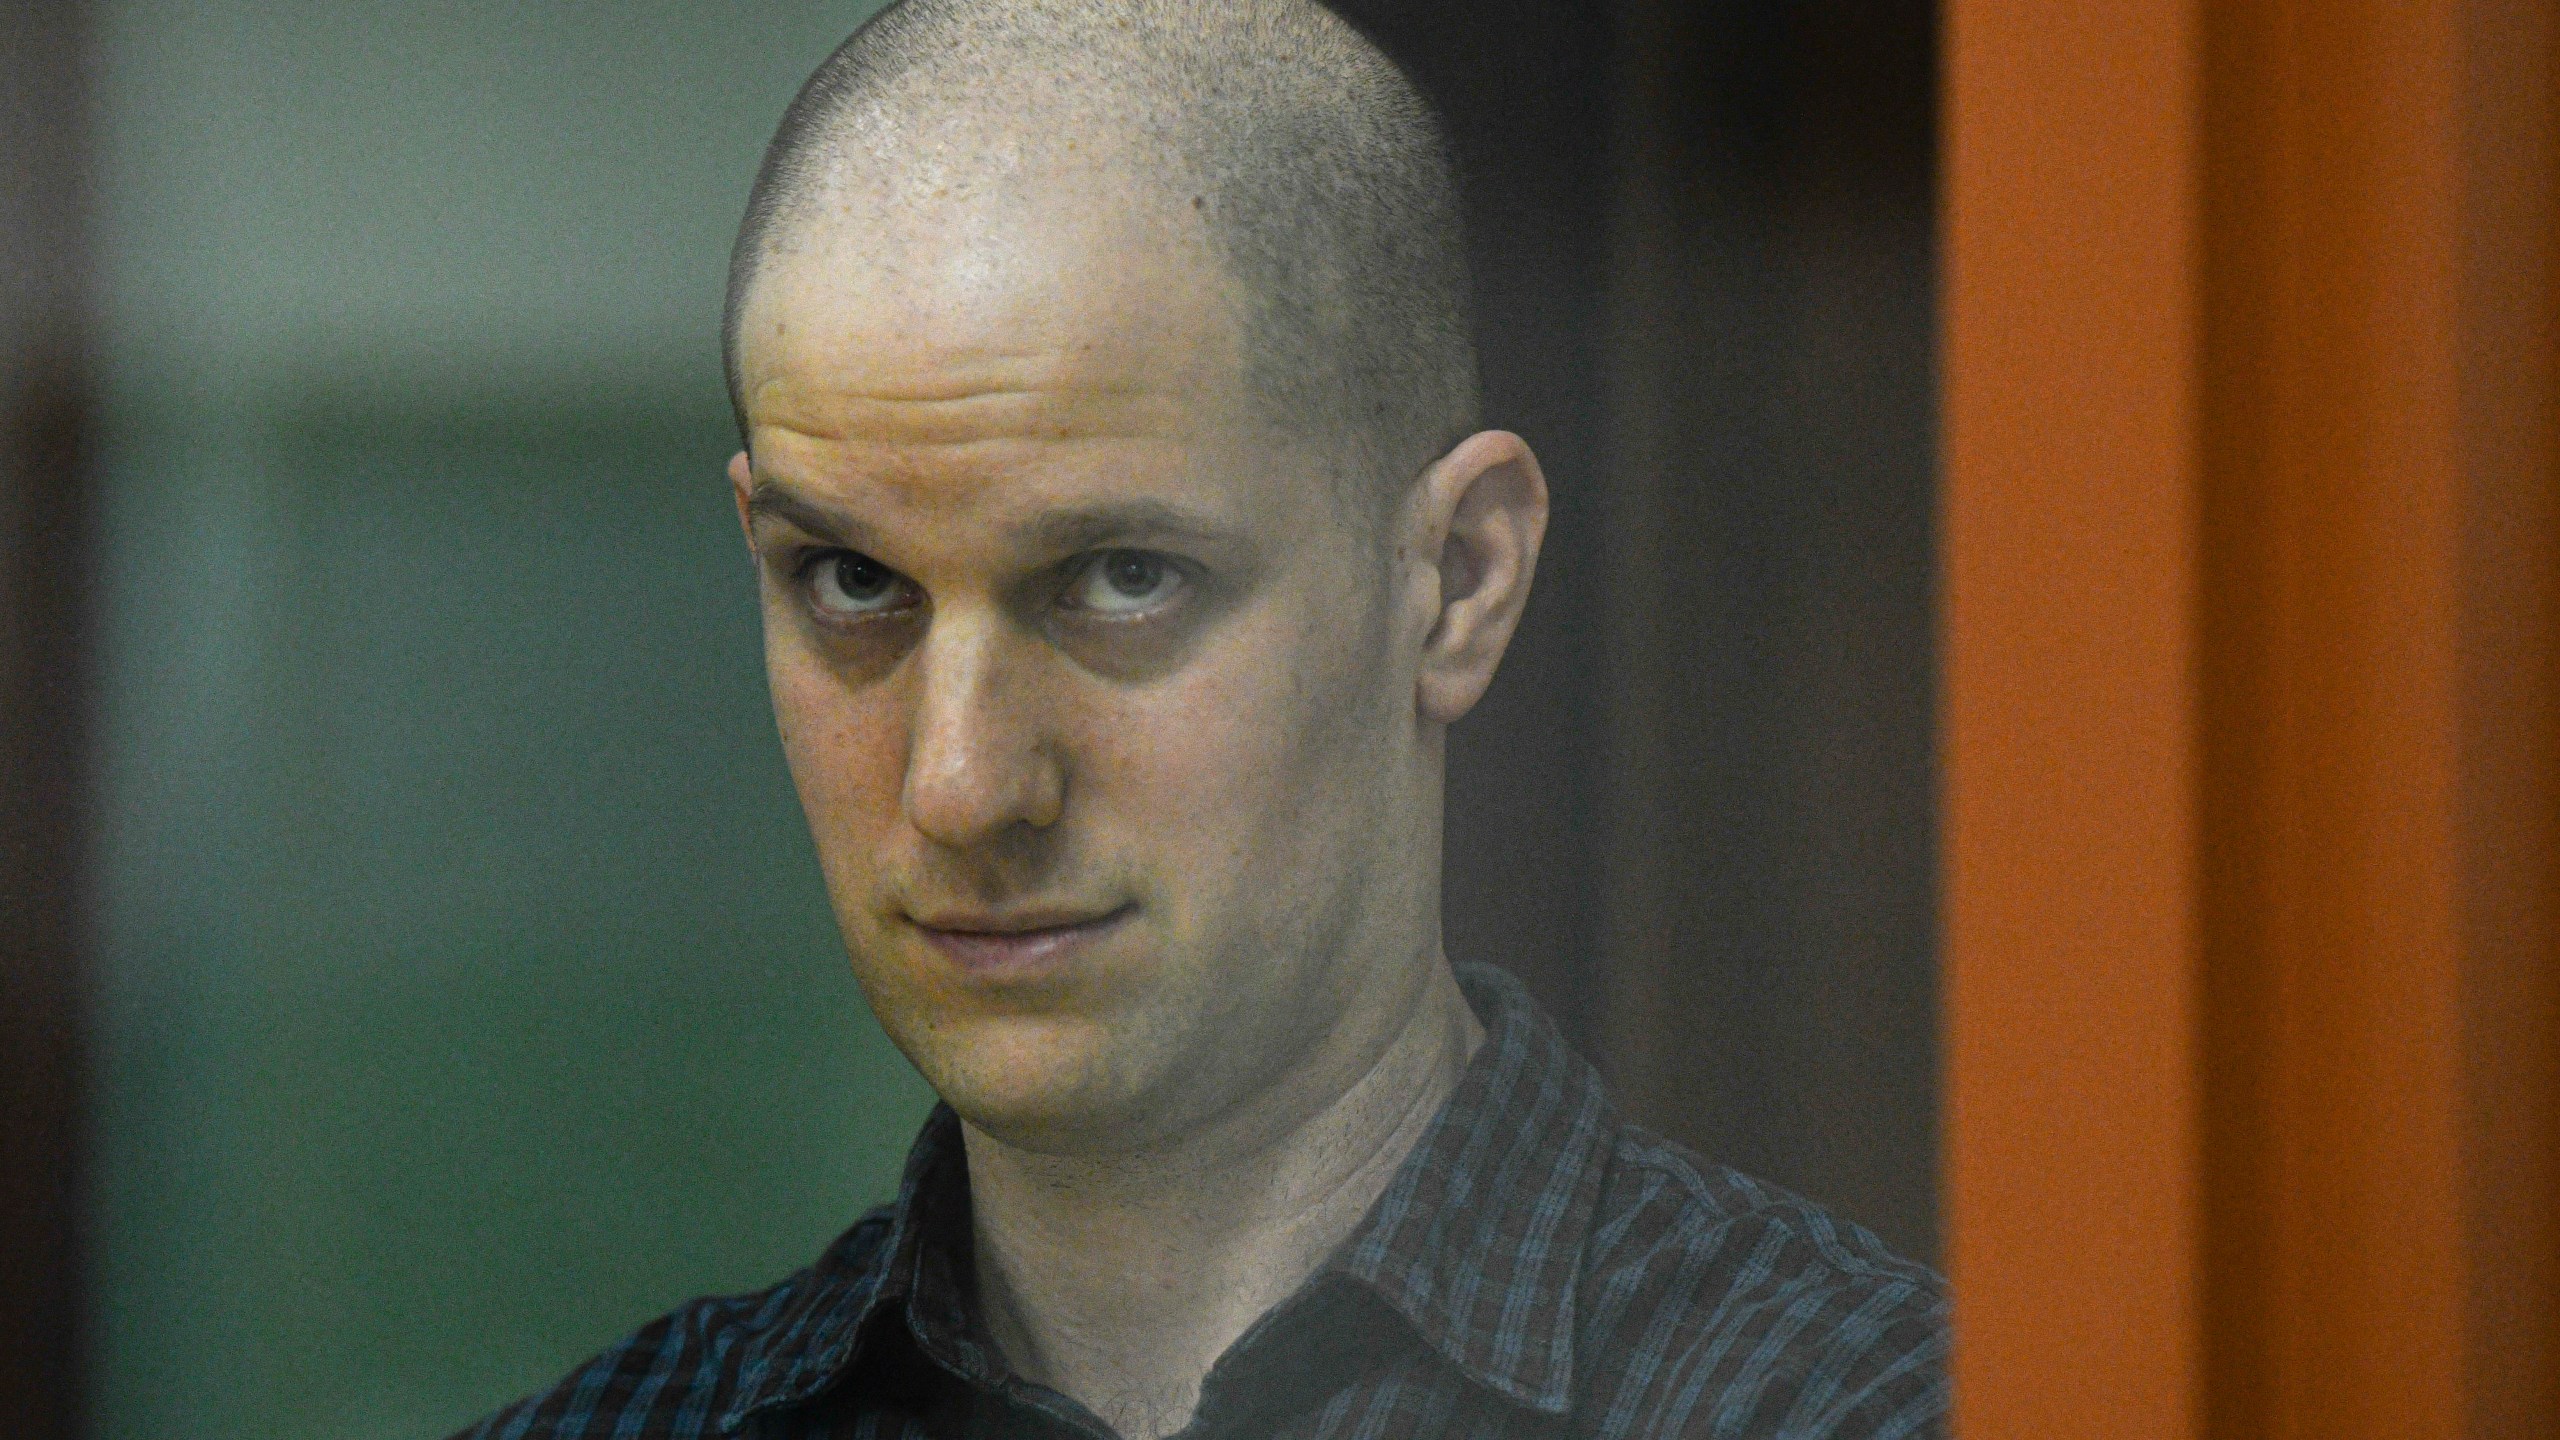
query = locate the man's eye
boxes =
[805,551,915,617]
[1064,550,1184,616]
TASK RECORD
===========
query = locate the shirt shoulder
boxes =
[447,1206,900,1440]
[1573,1127,1948,1440]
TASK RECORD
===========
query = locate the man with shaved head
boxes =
[463,3,1945,1437]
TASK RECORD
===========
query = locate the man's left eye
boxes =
[1064,550,1184,616]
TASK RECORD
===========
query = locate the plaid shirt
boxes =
[459,964,1947,1439]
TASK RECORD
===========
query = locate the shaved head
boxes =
[716,2,1553,1368]
[723,0,1481,505]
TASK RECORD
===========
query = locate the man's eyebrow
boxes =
[1024,500,1237,552]
[744,483,878,549]
[745,483,1239,556]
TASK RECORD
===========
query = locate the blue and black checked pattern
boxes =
[457,964,1948,1439]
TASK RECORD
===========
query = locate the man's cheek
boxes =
[773,671,909,837]
[1109,708,1289,853]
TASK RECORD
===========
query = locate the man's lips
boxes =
[908,904,1134,976]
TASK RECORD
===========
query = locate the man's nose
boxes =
[901,611,1066,849]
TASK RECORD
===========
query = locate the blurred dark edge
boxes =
[0,5,1938,1430]
[1340,0,1940,1260]
[1,0,95,1433]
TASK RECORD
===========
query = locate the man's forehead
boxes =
[739,311,1238,465]
[737,182,1245,436]
[749,368,1179,447]
[741,395,1280,576]
[737,213,1270,536]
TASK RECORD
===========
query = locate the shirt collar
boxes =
[1322,962,1611,1415]
[719,1105,968,1432]
[720,962,1612,1430]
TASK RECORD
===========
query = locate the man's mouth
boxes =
[907,903,1135,977]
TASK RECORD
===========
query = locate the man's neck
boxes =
[959,957,1484,1440]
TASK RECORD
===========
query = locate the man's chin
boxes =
[890,1010,1163,1150]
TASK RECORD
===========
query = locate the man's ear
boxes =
[728,451,757,560]
[1408,429,1549,725]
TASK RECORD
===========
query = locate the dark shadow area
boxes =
[1,2,95,1434]
[1340,0,1939,1260]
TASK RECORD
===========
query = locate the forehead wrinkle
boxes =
[746,357,1216,449]
[747,394,1198,450]
[748,419,1209,528]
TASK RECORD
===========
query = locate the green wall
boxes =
[84,6,927,1436]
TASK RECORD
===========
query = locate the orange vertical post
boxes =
[1941,1,2205,1433]
[1944,0,2560,1435]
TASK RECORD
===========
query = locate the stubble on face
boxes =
[732,148,1439,1159]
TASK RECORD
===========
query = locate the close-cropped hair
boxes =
[721,0,1484,508]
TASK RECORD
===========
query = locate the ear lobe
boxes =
[1413,430,1550,725]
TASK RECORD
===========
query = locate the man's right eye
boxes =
[804,550,917,617]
